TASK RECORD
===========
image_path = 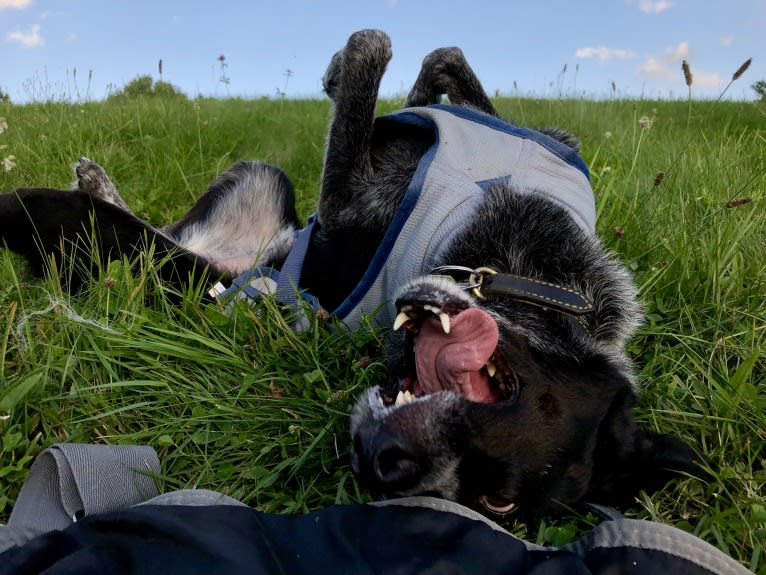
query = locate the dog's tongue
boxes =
[415,308,499,403]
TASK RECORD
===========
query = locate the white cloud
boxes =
[720,36,733,46]
[637,41,690,80]
[694,71,724,88]
[575,46,637,61]
[669,41,689,59]
[6,24,44,47]
[639,0,672,13]
[0,0,31,9]
[638,57,672,79]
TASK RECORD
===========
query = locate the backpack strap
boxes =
[7,443,159,533]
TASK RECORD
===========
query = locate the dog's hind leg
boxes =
[74,157,134,215]
[318,29,392,231]
[162,161,299,275]
[405,47,499,118]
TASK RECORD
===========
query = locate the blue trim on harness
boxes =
[220,218,318,316]
[330,112,441,320]
[274,216,315,308]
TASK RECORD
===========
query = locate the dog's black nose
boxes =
[353,431,424,490]
[373,443,420,484]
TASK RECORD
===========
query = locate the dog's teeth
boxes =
[393,312,411,331]
[486,360,497,378]
[392,390,417,407]
[421,305,450,333]
[480,496,517,515]
[438,312,451,334]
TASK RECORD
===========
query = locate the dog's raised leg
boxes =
[405,47,499,118]
[318,29,392,231]
[74,157,134,215]
[406,47,582,150]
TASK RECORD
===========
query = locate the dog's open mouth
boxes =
[384,301,520,408]
[364,281,522,517]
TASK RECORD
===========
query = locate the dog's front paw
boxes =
[421,47,467,78]
[323,30,391,100]
[343,29,392,75]
[405,47,466,107]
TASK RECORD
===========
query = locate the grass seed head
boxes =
[726,196,752,208]
[654,171,666,186]
[682,60,693,87]
[732,58,752,81]
[639,114,653,129]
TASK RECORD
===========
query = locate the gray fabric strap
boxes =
[140,489,248,507]
[564,516,754,575]
[8,443,160,532]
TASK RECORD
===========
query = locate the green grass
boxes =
[1,95,764,572]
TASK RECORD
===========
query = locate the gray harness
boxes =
[220,105,595,330]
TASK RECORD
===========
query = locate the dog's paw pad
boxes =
[74,157,109,191]
[72,157,132,213]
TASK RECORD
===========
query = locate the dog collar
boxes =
[431,265,594,335]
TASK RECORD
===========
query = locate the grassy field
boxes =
[0,93,764,571]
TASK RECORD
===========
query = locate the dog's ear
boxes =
[586,384,710,506]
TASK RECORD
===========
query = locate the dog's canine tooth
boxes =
[403,390,414,403]
[486,360,497,378]
[438,312,451,334]
[418,304,451,334]
[394,390,405,406]
[393,311,411,331]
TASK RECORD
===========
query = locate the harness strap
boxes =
[274,217,315,308]
[212,218,318,329]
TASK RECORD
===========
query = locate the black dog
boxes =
[0,30,705,521]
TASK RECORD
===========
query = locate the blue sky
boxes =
[2,0,763,103]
